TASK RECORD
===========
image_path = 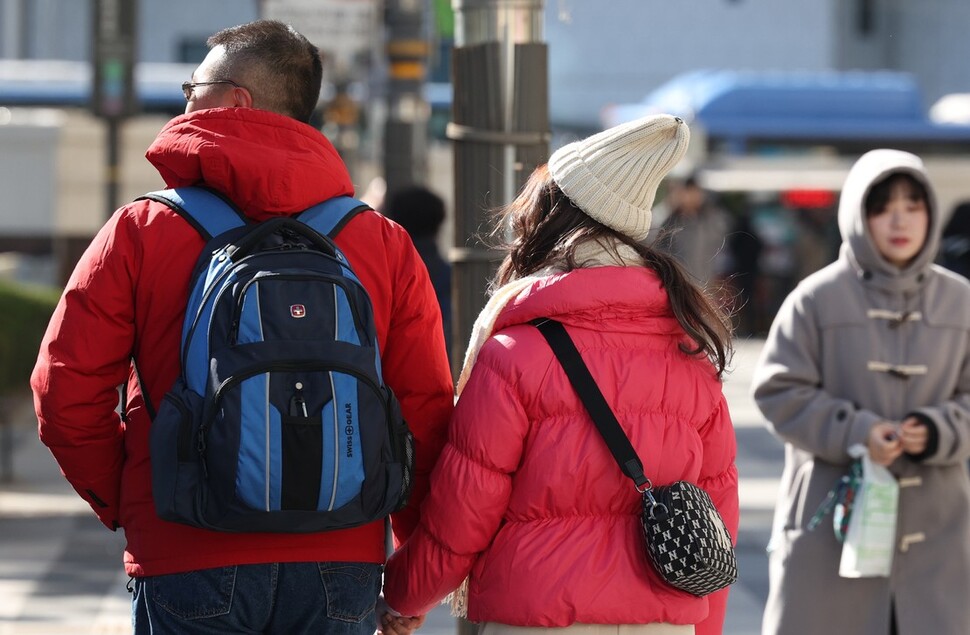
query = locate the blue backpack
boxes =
[139,187,414,533]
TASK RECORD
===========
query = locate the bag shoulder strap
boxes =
[126,187,249,422]
[532,318,649,489]
[140,188,371,241]
[297,195,372,239]
[138,186,249,241]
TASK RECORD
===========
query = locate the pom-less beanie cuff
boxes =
[548,114,690,241]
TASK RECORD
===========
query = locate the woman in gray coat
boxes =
[752,149,970,635]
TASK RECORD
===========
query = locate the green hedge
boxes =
[0,280,61,398]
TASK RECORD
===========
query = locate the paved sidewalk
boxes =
[0,337,778,634]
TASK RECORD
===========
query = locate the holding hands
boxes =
[867,417,929,466]
[376,597,425,635]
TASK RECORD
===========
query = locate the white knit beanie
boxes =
[548,114,690,241]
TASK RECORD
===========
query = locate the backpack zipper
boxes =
[228,272,369,345]
[198,361,392,475]
[181,249,352,373]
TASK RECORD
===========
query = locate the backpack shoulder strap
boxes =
[138,186,249,241]
[297,196,372,239]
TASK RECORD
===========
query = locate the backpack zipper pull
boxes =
[290,382,308,417]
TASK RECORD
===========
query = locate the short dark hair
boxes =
[207,20,322,123]
[865,173,928,217]
[385,187,446,238]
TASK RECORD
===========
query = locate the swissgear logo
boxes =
[290,304,307,319]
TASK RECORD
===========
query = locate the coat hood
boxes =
[838,149,940,289]
[145,108,354,220]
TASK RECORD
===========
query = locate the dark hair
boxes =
[944,201,970,237]
[864,173,928,217]
[385,186,446,238]
[207,20,322,123]
[493,165,733,377]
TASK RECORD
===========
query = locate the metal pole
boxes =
[105,117,121,217]
[449,2,547,629]
[92,0,137,218]
[449,0,548,376]
[384,0,431,196]
[0,398,12,483]
[1,0,27,59]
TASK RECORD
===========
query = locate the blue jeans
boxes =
[132,561,382,634]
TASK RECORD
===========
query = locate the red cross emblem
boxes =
[290,304,307,318]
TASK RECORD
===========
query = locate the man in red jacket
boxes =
[30,20,453,634]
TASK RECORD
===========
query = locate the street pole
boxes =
[91,0,138,217]
[449,2,547,628]
[384,0,430,196]
[449,0,549,376]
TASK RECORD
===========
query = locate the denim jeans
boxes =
[132,561,382,634]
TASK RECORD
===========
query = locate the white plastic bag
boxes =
[839,444,899,578]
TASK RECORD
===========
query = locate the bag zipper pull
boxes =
[290,382,308,417]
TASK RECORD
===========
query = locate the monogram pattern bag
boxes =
[533,319,737,597]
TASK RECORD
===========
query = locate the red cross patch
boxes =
[290,304,307,318]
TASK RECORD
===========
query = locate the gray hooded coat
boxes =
[752,149,970,635]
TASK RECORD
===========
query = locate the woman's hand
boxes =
[867,421,903,466]
[898,417,929,455]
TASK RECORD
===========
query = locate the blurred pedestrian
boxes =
[384,185,452,355]
[380,115,738,635]
[939,200,970,279]
[658,174,731,288]
[726,207,763,336]
[30,19,453,635]
[752,149,970,635]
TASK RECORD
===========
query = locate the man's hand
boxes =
[898,417,929,455]
[867,421,903,466]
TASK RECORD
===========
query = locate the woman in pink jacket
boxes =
[382,115,740,635]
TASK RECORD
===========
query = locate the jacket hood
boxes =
[838,149,940,288]
[493,266,683,337]
[146,108,354,220]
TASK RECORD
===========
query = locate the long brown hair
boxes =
[493,165,733,377]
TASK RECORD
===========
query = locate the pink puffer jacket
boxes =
[384,266,739,635]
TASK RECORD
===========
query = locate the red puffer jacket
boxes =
[384,267,738,635]
[31,108,454,576]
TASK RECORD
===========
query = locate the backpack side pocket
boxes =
[150,379,205,525]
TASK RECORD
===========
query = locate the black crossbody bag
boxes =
[532,318,738,597]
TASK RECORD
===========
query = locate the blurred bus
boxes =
[0,59,193,115]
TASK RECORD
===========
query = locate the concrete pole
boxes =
[384,0,430,196]
[449,0,549,375]
[1,0,27,58]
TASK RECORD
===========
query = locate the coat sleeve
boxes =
[752,288,881,465]
[383,343,528,616]
[30,208,141,530]
[907,335,970,466]
[694,393,739,635]
[380,229,455,543]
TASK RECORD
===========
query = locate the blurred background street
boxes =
[0,338,778,635]
[3,1,970,633]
